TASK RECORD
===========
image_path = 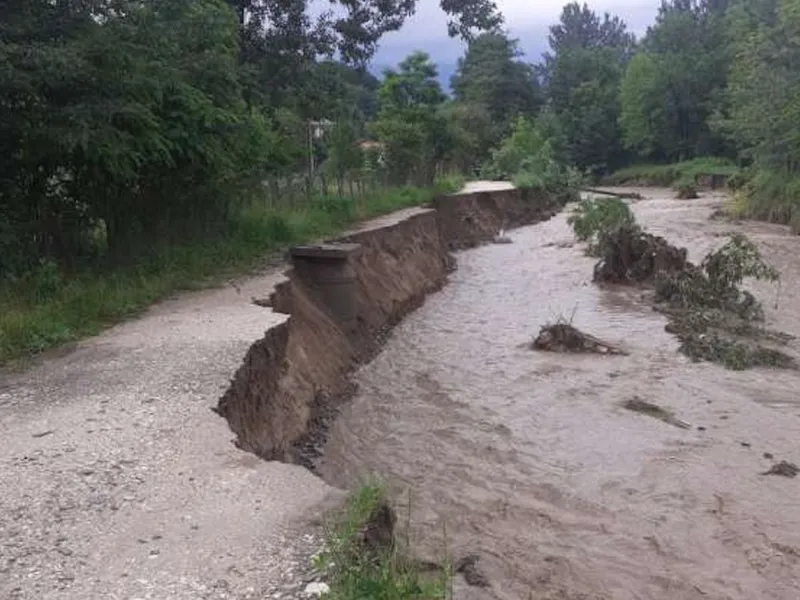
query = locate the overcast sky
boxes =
[372,0,660,67]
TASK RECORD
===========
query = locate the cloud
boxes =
[372,0,659,66]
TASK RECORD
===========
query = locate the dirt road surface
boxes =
[0,271,339,600]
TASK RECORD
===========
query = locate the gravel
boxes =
[0,269,340,599]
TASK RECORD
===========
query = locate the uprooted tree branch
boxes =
[569,197,795,370]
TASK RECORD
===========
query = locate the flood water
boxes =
[320,188,800,600]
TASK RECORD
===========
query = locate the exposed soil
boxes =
[432,187,562,250]
[217,188,563,466]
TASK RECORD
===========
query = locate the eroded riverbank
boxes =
[319,188,800,599]
[0,183,559,600]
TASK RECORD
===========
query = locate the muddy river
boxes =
[320,188,800,600]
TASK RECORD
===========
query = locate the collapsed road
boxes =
[3,184,800,600]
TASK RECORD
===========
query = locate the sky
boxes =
[371,0,661,70]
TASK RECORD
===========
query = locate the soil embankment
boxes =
[216,185,562,465]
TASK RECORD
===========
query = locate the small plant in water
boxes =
[702,233,779,292]
[568,197,636,255]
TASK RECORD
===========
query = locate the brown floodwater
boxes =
[320,188,800,600]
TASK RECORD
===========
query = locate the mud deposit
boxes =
[319,189,800,600]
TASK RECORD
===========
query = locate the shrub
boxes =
[568,197,636,254]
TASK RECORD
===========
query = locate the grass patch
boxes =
[317,483,449,600]
[0,179,462,365]
[603,157,738,187]
[724,169,800,227]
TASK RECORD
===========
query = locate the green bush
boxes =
[568,197,636,254]
[675,179,698,199]
[484,117,582,201]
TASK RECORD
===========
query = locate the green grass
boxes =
[0,179,463,365]
[603,157,739,186]
[726,169,800,226]
[317,483,449,600]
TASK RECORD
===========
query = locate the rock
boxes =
[455,554,490,588]
[303,582,330,597]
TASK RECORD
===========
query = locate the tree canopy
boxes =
[5,0,800,281]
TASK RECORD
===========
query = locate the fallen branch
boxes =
[581,187,643,200]
[532,323,627,355]
[622,397,690,429]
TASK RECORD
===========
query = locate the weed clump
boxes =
[317,483,449,600]
[675,180,699,199]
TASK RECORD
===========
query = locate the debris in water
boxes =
[584,214,793,370]
[251,296,272,308]
[762,461,799,478]
[592,224,688,284]
[764,452,774,460]
[581,187,643,200]
[676,331,796,371]
[455,554,490,588]
[622,397,690,429]
[532,323,627,355]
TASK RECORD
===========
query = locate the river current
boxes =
[320,188,800,600]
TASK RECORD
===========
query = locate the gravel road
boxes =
[0,269,339,600]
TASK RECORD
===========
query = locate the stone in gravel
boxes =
[304,582,330,597]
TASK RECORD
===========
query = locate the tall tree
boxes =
[722,0,800,171]
[451,32,542,144]
[226,0,503,107]
[371,52,449,185]
[620,0,731,160]
[0,0,273,269]
[540,2,635,174]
